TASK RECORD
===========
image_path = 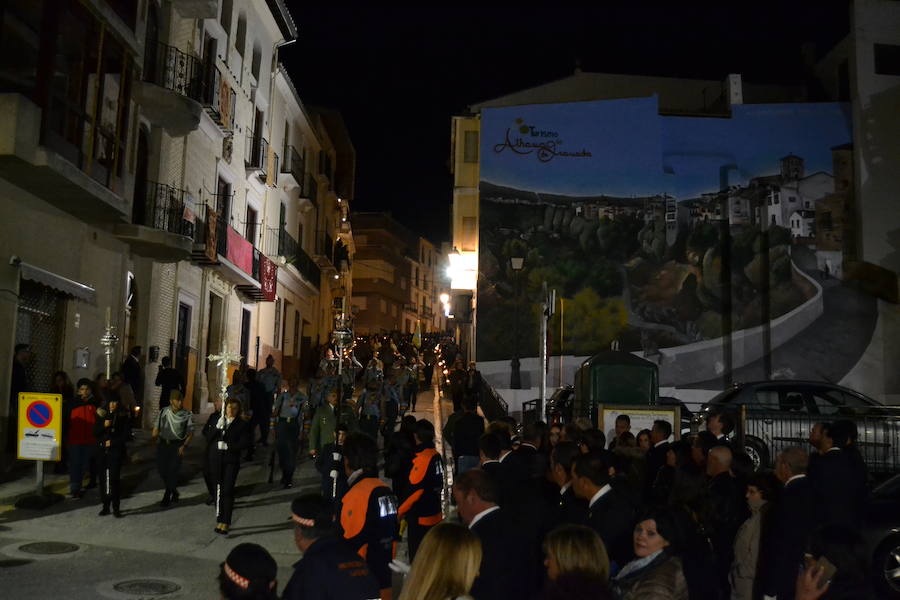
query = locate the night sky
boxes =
[280,3,851,243]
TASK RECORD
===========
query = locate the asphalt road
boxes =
[0,386,447,599]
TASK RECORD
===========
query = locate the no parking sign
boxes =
[17,393,62,461]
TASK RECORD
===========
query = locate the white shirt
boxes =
[654,439,668,448]
[560,481,572,496]
[347,468,364,486]
[468,506,500,529]
[499,451,511,463]
[481,459,499,467]
[520,443,538,451]
[589,484,612,508]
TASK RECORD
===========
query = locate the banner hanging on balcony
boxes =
[259,254,277,301]
[226,226,253,274]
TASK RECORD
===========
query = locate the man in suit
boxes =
[121,346,143,408]
[452,398,485,474]
[761,447,816,600]
[572,451,635,569]
[807,421,862,529]
[706,408,735,446]
[701,445,749,598]
[644,419,672,499]
[548,441,588,529]
[453,469,534,600]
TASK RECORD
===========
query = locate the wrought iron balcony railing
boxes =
[143,42,205,102]
[134,182,194,238]
[280,146,305,192]
[245,134,268,173]
[199,64,236,130]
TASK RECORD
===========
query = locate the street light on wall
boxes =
[510,252,525,389]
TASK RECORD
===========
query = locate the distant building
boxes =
[815,144,855,279]
[789,210,816,239]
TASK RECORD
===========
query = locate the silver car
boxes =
[695,381,900,472]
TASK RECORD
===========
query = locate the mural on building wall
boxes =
[477,97,874,389]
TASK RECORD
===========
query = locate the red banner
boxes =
[226,226,253,274]
[259,253,277,301]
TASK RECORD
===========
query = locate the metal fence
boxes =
[138,182,195,238]
[478,378,509,423]
[143,42,204,102]
[734,405,900,473]
[522,399,540,426]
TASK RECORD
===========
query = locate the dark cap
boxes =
[223,543,276,592]
[290,493,333,529]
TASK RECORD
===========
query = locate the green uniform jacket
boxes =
[309,404,338,453]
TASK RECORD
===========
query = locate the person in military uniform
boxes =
[273,379,304,489]
[316,423,349,503]
[151,390,193,506]
[338,432,400,600]
[309,389,340,460]
[397,419,444,561]
[283,493,380,600]
[93,394,131,517]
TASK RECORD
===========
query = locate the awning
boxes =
[13,258,96,303]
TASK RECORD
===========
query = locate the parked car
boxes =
[864,473,900,598]
[659,396,693,436]
[694,380,900,472]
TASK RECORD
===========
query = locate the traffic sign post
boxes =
[15,393,65,510]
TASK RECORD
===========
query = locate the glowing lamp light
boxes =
[439,293,450,304]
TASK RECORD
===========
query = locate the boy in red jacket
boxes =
[68,379,98,498]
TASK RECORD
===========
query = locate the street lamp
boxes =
[510,253,525,389]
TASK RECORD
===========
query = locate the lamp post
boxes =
[510,254,525,389]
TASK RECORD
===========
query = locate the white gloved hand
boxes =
[217,441,228,450]
[389,559,411,575]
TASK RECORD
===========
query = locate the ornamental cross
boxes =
[207,341,242,403]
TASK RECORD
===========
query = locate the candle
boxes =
[105,306,111,328]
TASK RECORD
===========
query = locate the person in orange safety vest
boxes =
[398,419,444,561]
[337,432,399,600]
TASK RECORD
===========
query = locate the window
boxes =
[789,196,797,203]
[461,216,478,251]
[0,0,42,95]
[245,205,258,245]
[804,201,810,208]
[380,299,387,313]
[235,13,246,57]
[220,0,233,36]
[874,43,900,76]
[391,304,398,317]
[463,131,479,163]
[400,277,407,290]
[274,298,282,348]
[774,197,780,204]
[251,43,261,81]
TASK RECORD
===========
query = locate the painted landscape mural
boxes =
[477,98,875,389]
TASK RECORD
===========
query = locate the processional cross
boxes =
[207,341,243,403]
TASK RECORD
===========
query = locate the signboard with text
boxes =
[17,393,63,461]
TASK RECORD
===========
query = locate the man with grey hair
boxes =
[702,444,748,598]
[761,447,815,600]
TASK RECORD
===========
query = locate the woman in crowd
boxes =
[548,424,562,450]
[636,429,652,453]
[730,471,779,600]
[611,508,688,600]
[51,370,75,473]
[218,543,278,600]
[543,524,611,600]
[92,391,131,517]
[207,398,251,535]
[397,522,482,600]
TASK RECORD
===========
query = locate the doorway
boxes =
[205,292,224,400]
[240,308,251,368]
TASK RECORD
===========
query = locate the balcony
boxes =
[298,173,318,209]
[280,146,305,193]
[114,182,194,262]
[172,0,218,18]
[136,42,204,136]
[314,232,335,270]
[245,134,269,179]
[0,93,129,223]
[192,212,274,301]
[200,64,236,133]
[263,227,320,290]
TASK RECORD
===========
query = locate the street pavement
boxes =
[0,384,450,599]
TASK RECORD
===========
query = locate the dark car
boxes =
[864,473,900,598]
[694,380,900,472]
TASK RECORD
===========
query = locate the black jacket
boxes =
[92,406,131,455]
[761,475,816,599]
[546,484,588,531]
[470,508,535,600]
[206,417,251,464]
[808,448,863,529]
[452,411,485,457]
[586,484,635,568]
[282,536,380,600]
[644,441,669,497]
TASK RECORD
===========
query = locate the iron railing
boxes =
[479,377,509,422]
[281,146,305,191]
[143,42,205,102]
[135,182,195,237]
[263,227,322,287]
[245,134,268,172]
[522,399,540,426]
[734,405,900,473]
[199,64,236,130]
[303,173,318,206]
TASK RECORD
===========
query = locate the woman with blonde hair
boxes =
[543,524,611,599]
[398,522,482,600]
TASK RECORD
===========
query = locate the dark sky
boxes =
[280,3,850,243]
